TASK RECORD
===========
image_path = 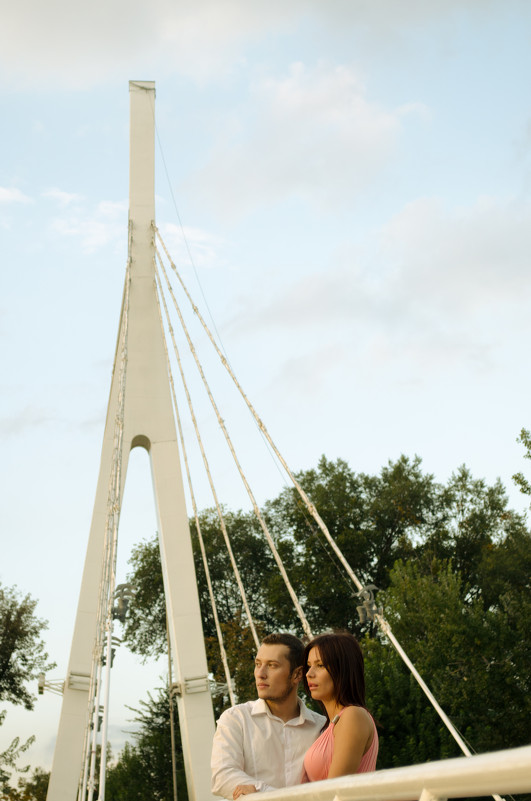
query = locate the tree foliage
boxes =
[0,714,35,793]
[363,636,457,768]
[513,427,531,498]
[0,767,50,801]
[120,538,167,660]
[0,583,55,793]
[0,584,55,710]
[118,454,531,778]
[263,455,436,633]
[378,556,530,758]
[105,688,187,801]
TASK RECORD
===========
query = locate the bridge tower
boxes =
[46,81,216,801]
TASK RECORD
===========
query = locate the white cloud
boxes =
[0,0,155,88]
[97,200,128,218]
[0,406,59,436]
[379,195,531,316]
[228,194,531,375]
[272,343,348,395]
[156,0,298,82]
[43,188,84,207]
[0,186,33,204]
[189,61,409,217]
[0,0,518,88]
[49,198,127,253]
[298,0,503,32]
[0,0,292,88]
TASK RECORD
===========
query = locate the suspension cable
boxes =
[97,254,131,801]
[154,267,237,702]
[154,225,364,595]
[154,225,500,774]
[80,224,132,801]
[153,260,259,649]
[155,248,313,640]
[166,618,178,801]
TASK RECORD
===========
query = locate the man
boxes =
[211,633,325,799]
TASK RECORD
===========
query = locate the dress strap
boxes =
[331,707,349,725]
[331,706,353,725]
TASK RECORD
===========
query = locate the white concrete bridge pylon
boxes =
[46,81,216,801]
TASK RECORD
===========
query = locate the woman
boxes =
[302,631,378,781]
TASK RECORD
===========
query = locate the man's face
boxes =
[254,643,301,704]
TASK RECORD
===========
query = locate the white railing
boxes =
[256,745,531,801]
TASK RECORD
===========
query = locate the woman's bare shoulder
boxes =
[336,706,373,733]
[341,705,372,720]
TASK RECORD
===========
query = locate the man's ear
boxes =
[292,665,303,685]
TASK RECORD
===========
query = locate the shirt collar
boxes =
[251,697,314,725]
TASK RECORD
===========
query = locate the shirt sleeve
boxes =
[211,714,278,798]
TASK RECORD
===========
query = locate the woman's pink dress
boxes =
[302,707,378,782]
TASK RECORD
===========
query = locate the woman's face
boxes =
[306,646,335,704]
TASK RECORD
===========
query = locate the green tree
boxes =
[123,456,444,659]
[0,584,55,792]
[0,584,55,709]
[105,688,187,801]
[420,466,524,596]
[0,767,50,801]
[364,636,457,769]
[0,718,34,793]
[378,555,531,754]
[513,427,531,497]
[18,767,50,801]
[120,454,530,772]
[263,455,446,634]
[190,508,293,636]
[120,537,167,660]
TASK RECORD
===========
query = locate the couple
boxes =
[211,630,378,799]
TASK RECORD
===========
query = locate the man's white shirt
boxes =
[211,698,325,798]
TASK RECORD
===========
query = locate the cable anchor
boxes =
[356,584,380,624]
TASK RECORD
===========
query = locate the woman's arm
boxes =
[327,707,374,779]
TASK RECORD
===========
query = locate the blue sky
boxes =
[2,0,531,778]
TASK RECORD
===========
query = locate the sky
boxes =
[1,0,531,782]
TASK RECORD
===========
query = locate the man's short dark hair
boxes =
[261,633,304,674]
